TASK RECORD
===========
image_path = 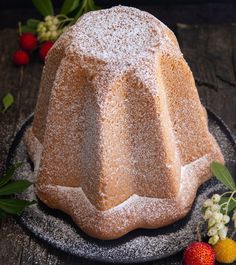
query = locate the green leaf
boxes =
[21,25,37,34]
[0,199,36,214]
[0,163,23,188]
[211,162,236,191]
[0,180,33,196]
[60,0,80,15]
[32,0,54,17]
[2,93,14,113]
[220,196,236,214]
[88,0,97,10]
[0,209,6,219]
[27,19,40,28]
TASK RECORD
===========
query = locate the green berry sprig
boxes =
[20,0,98,41]
[202,162,236,245]
[37,15,72,42]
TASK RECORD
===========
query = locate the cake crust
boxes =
[24,6,224,240]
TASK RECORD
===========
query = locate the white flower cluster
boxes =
[37,16,62,42]
[203,194,230,245]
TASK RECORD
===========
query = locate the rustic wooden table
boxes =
[0,23,235,265]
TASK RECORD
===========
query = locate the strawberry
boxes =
[39,41,54,61]
[183,242,215,265]
[12,50,29,65]
[19,33,37,51]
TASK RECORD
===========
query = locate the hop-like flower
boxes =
[212,194,221,203]
[208,227,218,237]
[211,204,220,212]
[37,16,61,42]
[208,217,216,228]
[204,209,213,220]
[45,16,52,22]
[208,235,219,245]
[218,227,228,240]
[215,222,224,231]
[222,215,230,224]
[202,195,231,246]
[203,199,214,208]
[212,212,223,222]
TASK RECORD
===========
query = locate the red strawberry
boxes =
[39,41,54,61]
[183,242,215,265]
[12,50,29,65]
[19,33,37,51]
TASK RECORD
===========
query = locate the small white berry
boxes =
[52,17,59,25]
[218,227,228,240]
[41,26,47,33]
[203,199,213,208]
[212,212,223,222]
[45,16,52,22]
[204,209,213,220]
[37,22,46,33]
[49,25,57,31]
[212,194,221,203]
[37,22,43,29]
[46,20,53,27]
[208,227,218,237]
[42,31,50,40]
[39,32,46,40]
[51,31,58,40]
[211,204,220,212]
[208,235,219,245]
[215,222,224,230]
[222,215,230,224]
[208,217,216,228]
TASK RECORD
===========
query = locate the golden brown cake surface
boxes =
[24,6,224,240]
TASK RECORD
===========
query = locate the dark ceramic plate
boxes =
[6,109,236,264]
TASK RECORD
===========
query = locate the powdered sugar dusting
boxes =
[68,6,181,60]
[57,5,182,94]
[39,153,209,216]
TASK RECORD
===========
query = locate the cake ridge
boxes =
[38,153,209,213]
[35,153,210,239]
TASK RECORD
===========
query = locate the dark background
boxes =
[0,0,236,31]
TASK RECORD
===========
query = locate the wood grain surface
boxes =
[0,24,235,265]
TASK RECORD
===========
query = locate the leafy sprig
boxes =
[211,162,236,215]
[202,162,236,245]
[20,0,98,35]
[0,163,36,218]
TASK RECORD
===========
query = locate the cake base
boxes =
[6,109,236,263]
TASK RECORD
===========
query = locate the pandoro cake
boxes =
[24,6,224,240]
